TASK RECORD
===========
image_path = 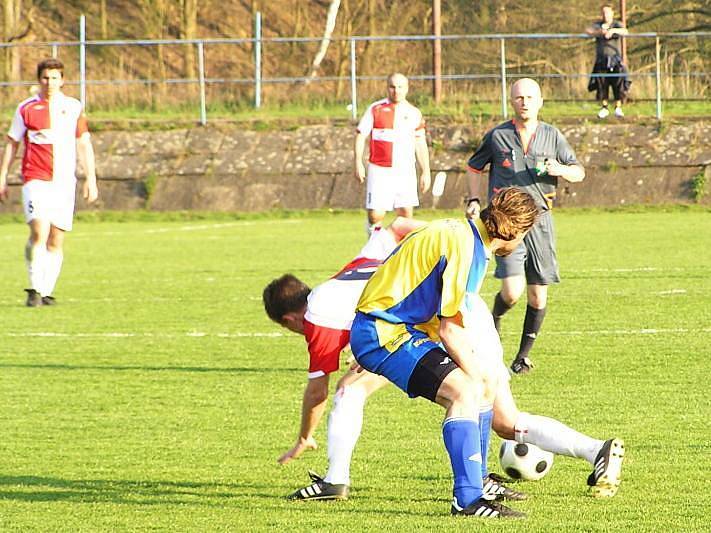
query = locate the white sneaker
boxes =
[614,107,624,118]
[597,107,610,119]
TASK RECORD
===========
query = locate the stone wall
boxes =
[1,120,709,213]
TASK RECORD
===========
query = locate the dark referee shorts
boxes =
[494,209,560,285]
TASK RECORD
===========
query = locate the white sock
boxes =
[514,412,603,465]
[25,241,47,293]
[42,250,64,297]
[323,385,367,486]
[365,221,381,237]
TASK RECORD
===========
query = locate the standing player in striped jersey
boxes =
[0,58,98,307]
[263,217,425,500]
[354,73,431,236]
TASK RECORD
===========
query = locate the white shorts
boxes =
[461,293,510,385]
[365,163,419,211]
[22,178,76,231]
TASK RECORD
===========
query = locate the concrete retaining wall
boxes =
[1,120,709,213]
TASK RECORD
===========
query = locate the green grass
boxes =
[1,99,706,130]
[0,209,709,531]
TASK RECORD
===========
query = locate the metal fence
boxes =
[0,14,708,124]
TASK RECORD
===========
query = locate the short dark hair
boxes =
[263,274,310,324]
[37,58,64,80]
[480,187,539,241]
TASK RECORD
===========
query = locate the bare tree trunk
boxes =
[3,0,32,81]
[181,0,198,79]
[306,0,341,81]
[100,0,108,39]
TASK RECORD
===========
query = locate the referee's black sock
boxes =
[516,305,547,360]
[492,292,514,333]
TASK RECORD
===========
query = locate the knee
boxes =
[500,289,521,307]
[448,376,482,414]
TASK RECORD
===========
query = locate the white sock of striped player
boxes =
[323,384,367,486]
[514,412,604,465]
[25,241,47,293]
[41,250,63,297]
[365,221,382,237]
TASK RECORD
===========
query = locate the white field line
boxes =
[2,327,710,340]
[0,219,302,240]
[2,331,286,338]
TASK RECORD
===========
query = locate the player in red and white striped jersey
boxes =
[0,58,98,306]
[354,73,431,235]
[263,217,425,496]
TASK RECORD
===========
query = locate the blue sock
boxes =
[479,409,493,478]
[442,417,483,509]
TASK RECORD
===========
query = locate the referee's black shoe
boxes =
[451,497,526,519]
[511,356,534,374]
[287,471,349,501]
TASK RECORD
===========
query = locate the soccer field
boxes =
[0,208,709,532]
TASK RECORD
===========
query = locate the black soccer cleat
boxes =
[587,438,625,498]
[451,497,526,519]
[483,474,528,501]
[510,356,534,374]
[287,470,349,501]
[25,289,42,307]
[41,295,56,306]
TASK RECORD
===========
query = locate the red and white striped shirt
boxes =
[357,98,425,170]
[303,228,397,378]
[8,92,89,184]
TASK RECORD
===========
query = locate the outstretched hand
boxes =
[277,436,318,465]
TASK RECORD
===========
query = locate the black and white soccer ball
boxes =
[499,440,554,481]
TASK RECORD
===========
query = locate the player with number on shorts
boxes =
[0,58,98,307]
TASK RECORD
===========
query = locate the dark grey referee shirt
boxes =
[467,120,579,211]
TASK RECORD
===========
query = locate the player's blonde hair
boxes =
[480,187,539,241]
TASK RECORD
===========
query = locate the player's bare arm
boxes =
[465,167,483,219]
[354,132,367,183]
[415,136,431,193]
[0,138,19,203]
[544,160,585,183]
[438,313,482,380]
[77,132,99,203]
[278,374,329,465]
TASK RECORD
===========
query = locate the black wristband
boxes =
[466,197,480,205]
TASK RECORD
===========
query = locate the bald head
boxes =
[387,73,409,103]
[510,78,542,100]
[510,78,543,123]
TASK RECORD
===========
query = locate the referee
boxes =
[465,78,585,374]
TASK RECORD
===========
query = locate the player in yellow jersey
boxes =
[351,187,538,518]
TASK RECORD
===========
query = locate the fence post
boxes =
[655,35,662,121]
[350,39,357,121]
[197,40,207,126]
[51,44,58,58]
[79,15,86,109]
[499,38,507,119]
[254,11,262,109]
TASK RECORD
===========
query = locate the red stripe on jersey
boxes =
[369,102,395,167]
[76,115,89,137]
[20,99,53,182]
[332,256,383,280]
[303,319,350,375]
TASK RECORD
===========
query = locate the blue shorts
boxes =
[350,312,442,396]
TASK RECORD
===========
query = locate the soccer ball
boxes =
[498,440,553,481]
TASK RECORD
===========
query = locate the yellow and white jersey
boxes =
[356,218,491,348]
